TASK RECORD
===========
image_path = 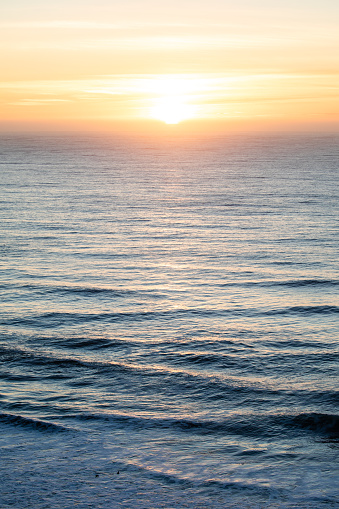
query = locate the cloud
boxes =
[9,99,72,106]
[0,21,199,30]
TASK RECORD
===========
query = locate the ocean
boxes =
[0,131,338,508]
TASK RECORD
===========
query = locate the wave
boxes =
[58,336,120,350]
[262,305,339,316]
[0,309,208,327]
[217,278,339,288]
[273,279,339,288]
[0,412,71,433]
[64,411,339,440]
[3,279,338,298]
[1,344,337,404]
[68,411,275,438]
[0,345,88,369]
[0,282,164,299]
[282,413,339,437]
[2,304,338,328]
[2,405,338,442]
[0,344,251,388]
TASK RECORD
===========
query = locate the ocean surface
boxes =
[0,131,338,509]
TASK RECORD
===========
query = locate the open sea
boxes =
[0,131,338,509]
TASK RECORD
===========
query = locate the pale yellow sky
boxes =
[1,0,338,132]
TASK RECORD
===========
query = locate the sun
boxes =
[150,97,196,124]
[146,76,200,124]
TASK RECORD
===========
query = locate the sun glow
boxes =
[150,97,197,124]
[147,76,200,124]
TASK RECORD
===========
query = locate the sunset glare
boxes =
[148,77,199,124]
[1,0,339,133]
[150,98,196,124]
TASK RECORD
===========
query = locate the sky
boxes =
[1,0,339,132]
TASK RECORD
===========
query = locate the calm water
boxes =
[0,132,338,509]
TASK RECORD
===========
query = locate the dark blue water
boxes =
[0,132,338,508]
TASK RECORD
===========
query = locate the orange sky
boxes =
[1,0,339,132]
